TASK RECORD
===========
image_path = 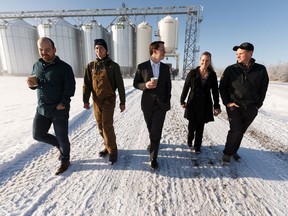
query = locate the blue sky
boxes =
[1,0,287,70]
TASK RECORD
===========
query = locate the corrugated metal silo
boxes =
[0,55,2,74]
[158,15,179,53]
[136,22,152,66]
[81,20,106,65]
[0,19,38,75]
[111,18,135,77]
[37,18,84,77]
[104,30,112,59]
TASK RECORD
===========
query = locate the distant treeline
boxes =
[267,63,288,82]
[215,62,288,82]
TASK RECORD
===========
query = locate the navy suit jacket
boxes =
[133,60,172,113]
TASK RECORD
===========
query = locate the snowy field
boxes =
[0,76,287,216]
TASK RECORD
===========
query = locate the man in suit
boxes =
[133,41,172,169]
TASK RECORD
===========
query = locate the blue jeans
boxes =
[32,109,70,163]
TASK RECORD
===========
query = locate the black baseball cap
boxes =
[233,42,254,51]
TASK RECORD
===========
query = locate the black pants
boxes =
[143,104,167,161]
[223,106,258,156]
[188,121,205,150]
[32,110,70,163]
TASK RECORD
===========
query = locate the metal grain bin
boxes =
[136,22,152,66]
[37,18,84,77]
[111,17,136,77]
[158,15,179,54]
[81,20,106,65]
[0,19,38,75]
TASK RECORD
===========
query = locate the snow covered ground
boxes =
[0,76,287,216]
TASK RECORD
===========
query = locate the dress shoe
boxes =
[187,137,192,147]
[55,161,70,175]
[194,148,201,154]
[147,144,151,151]
[151,159,159,169]
[222,154,230,164]
[232,153,241,161]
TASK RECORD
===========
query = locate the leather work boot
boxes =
[99,149,109,157]
[108,153,118,165]
[55,161,70,175]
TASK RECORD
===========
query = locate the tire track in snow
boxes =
[0,85,145,215]
[0,80,287,216]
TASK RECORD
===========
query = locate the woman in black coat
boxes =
[180,51,221,153]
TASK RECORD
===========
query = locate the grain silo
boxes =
[81,20,106,65]
[0,54,2,74]
[158,15,179,53]
[0,19,38,75]
[104,30,112,59]
[136,22,152,66]
[111,17,135,77]
[37,18,84,77]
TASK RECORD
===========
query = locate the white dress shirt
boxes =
[150,60,160,78]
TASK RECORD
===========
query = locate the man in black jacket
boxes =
[219,42,269,164]
[133,41,172,169]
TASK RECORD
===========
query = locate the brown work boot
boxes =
[55,161,70,175]
[99,149,109,157]
[108,153,118,165]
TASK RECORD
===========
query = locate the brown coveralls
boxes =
[92,61,117,154]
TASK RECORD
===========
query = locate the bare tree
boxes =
[267,62,288,82]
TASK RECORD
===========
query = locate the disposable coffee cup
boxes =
[28,75,38,87]
[150,77,158,84]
